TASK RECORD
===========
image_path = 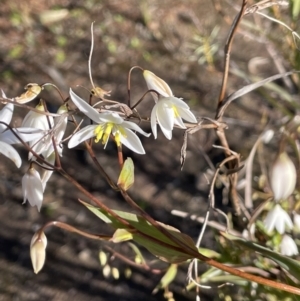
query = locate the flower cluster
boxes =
[0,69,197,213]
[263,152,298,256]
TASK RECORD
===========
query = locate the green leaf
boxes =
[81,201,198,263]
[222,232,300,280]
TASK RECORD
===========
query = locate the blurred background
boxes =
[0,0,299,300]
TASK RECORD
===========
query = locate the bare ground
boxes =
[0,0,296,300]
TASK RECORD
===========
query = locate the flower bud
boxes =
[143,70,173,101]
[30,232,47,274]
[117,157,134,191]
[261,129,274,144]
[270,152,297,201]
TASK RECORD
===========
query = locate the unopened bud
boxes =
[270,152,297,201]
[30,231,47,274]
[143,70,173,101]
[117,158,134,191]
[261,129,274,144]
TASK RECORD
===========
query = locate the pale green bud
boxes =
[30,232,47,274]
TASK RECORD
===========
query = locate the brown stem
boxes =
[216,0,248,113]
[214,1,248,217]
[68,112,118,190]
[201,256,300,295]
[104,245,163,275]
[41,221,111,241]
[57,168,130,228]
[117,146,124,169]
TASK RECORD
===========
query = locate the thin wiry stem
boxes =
[127,66,144,107]
[191,154,236,285]
[216,0,248,114]
[40,220,111,241]
[89,22,96,90]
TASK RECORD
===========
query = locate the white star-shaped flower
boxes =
[68,89,150,154]
[264,204,293,234]
[143,70,197,139]
[280,235,298,256]
[151,96,197,140]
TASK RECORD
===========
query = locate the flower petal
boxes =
[30,232,47,274]
[150,105,158,139]
[280,235,298,256]
[22,168,44,211]
[100,112,124,124]
[70,89,103,123]
[41,152,55,191]
[68,124,98,148]
[176,106,197,123]
[264,204,293,234]
[122,121,151,137]
[0,103,13,133]
[120,128,146,154]
[166,97,190,109]
[0,128,45,144]
[0,141,21,167]
[143,70,173,101]
[156,102,174,140]
[174,116,186,129]
[271,152,296,201]
[22,104,53,130]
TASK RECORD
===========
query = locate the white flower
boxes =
[143,70,173,101]
[151,96,197,139]
[22,167,44,211]
[264,204,293,234]
[270,152,297,202]
[280,235,298,256]
[30,231,47,274]
[41,104,68,158]
[22,102,54,159]
[0,102,45,167]
[142,70,197,139]
[68,89,150,154]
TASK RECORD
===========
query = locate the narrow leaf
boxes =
[217,71,299,118]
[81,201,198,263]
[222,232,300,280]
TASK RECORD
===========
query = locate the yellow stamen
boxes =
[102,123,113,145]
[114,126,126,147]
[94,125,104,143]
[172,105,180,118]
